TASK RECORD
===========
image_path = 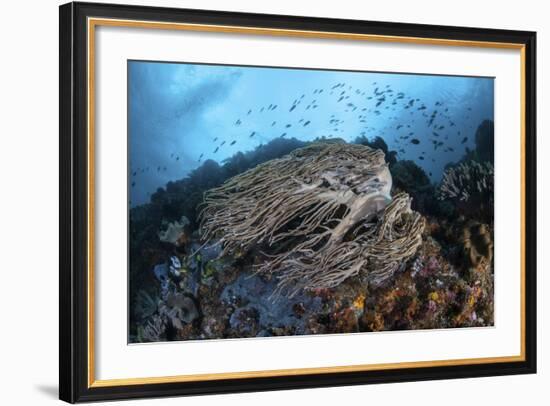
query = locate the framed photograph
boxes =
[59,2,536,403]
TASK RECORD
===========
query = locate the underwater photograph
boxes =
[128,60,494,343]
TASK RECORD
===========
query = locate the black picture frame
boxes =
[59,1,537,403]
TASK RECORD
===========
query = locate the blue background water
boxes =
[129,60,494,207]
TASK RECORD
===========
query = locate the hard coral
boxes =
[159,292,199,330]
[461,220,493,268]
[437,160,493,220]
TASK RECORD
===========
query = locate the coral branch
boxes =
[437,160,493,203]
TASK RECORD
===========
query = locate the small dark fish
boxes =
[418,156,424,160]
[461,137,468,144]
[280,132,287,138]
[429,172,432,176]
[132,171,136,177]
[289,105,296,112]
[272,121,276,126]
[396,124,403,130]
[286,124,292,128]
[213,147,219,153]
[249,131,256,138]
[176,156,179,161]
[247,109,252,115]
[411,138,420,145]
[213,137,218,142]
[303,120,311,127]
[235,119,241,125]
[131,181,135,187]
[220,141,226,146]
[230,140,236,146]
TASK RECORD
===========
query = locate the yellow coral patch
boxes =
[353,293,366,310]
[429,291,439,301]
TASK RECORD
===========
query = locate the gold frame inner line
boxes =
[86,17,527,388]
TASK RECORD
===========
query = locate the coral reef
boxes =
[159,292,199,329]
[474,120,494,163]
[129,138,311,335]
[133,290,158,322]
[200,142,424,296]
[354,135,398,166]
[391,160,430,193]
[389,159,447,216]
[461,220,493,268]
[151,138,308,229]
[140,314,166,342]
[437,160,494,219]
[129,127,494,343]
[158,215,190,246]
[463,120,494,164]
[133,217,493,342]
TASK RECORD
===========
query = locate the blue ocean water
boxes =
[128,61,494,207]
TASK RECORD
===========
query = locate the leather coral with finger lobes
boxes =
[199,141,425,297]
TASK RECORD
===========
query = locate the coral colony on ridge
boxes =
[128,60,495,343]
